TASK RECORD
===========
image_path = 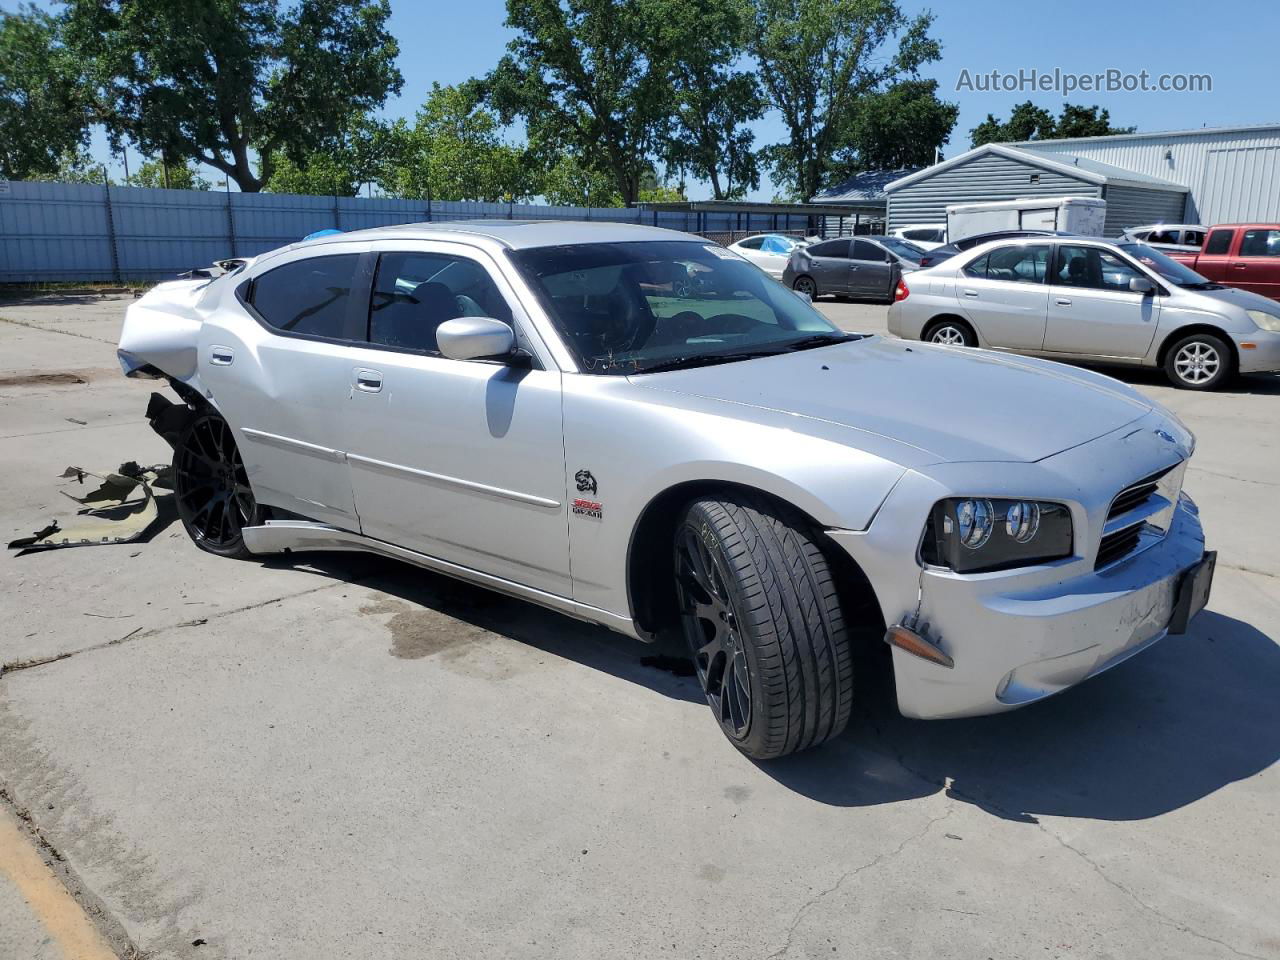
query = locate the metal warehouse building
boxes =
[885,122,1280,234]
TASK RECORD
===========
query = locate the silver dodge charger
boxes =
[117,221,1215,759]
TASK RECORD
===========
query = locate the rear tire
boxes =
[792,275,818,299]
[922,317,976,347]
[673,493,854,759]
[173,411,262,559]
[1163,332,1233,390]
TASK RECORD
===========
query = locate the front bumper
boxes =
[828,414,1208,719]
[1237,329,1280,374]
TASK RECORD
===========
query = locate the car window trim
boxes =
[235,251,372,347]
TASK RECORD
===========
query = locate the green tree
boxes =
[27,149,108,184]
[0,6,92,180]
[1056,103,1135,140]
[487,0,675,206]
[970,101,1134,147]
[750,0,942,201]
[377,83,530,202]
[656,0,763,200]
[127,159,211,190]
[61,0,402,192]
[537,155,623,207]
[826,78,957,183]
[265,113,385,196]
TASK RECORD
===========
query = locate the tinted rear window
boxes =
[251,255,361,339]
[1203,230,1233,255]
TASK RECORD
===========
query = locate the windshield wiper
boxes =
[634,350,789,374]
[781,333,862,351]
[1179,280,1224,290]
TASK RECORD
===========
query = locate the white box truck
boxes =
[945,197,1106,243]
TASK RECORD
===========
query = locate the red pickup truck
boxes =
[1167,224,1280,300]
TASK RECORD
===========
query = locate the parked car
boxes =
[889,235,1280,390]
[725,233,804,279]
[889,223,946,249]
[783,235,923,301]
[118,221,1214,759]
[1162,224,1280,300]
[1120,224,1206,253]
[916,229,1075,268]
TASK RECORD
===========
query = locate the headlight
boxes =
[1246,309,1280,332]
[922,498,1073,573]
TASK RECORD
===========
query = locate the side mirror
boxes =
[437,317,516,361]
[1129,277,1155,295]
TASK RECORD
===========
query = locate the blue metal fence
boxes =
[0,181,817,283]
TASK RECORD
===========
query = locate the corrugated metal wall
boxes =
[1019,128,1280,223]
[1101,185,1188,236]
[0,182,817,283]
[885,152,1098,230]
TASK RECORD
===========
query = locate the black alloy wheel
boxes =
[675,525,753,738]
[174,412,260,558]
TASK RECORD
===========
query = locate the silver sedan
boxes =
[117,221,1214,758]
[888,235,1280,389]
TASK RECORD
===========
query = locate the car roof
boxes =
[290,219,700,252]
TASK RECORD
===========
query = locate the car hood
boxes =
[631,337,1153,463]
[1185,283,1279,312]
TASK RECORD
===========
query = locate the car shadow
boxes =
[264,552,1277,823]
[1078,362,1280,396]
[262,550,703,706]
[760,609,1280,822]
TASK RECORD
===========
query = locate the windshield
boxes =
[758,234,798,254]
[509,241,849,374]
[1118,242,1212,286]
[877,236,924,263]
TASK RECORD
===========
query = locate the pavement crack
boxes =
[0,315,117,345]
[1,578,359,678]
[1037,825,1267,960]
[765,807,955,960]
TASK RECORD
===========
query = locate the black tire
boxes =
[792,275,818,299]
[922,317,976,347]
[673,493,854,759]
[173,411,262,559]
[1163,332,1234,390]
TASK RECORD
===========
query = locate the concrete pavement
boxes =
[1,294,1277,960]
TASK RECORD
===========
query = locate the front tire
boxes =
[1164,332,1233,390]
[673,493,854,759]
[173,411,262,559]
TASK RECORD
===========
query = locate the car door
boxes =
[1043,244,1161,357]
[1194,228,1235,283]
[954,243,1050,349]
[804,239,852,294]
[849,239,892,297]
[199,247,370,529]
[338,241,572,597]
[1230,227,1280,298]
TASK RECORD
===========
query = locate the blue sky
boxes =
[22,0,1280,199]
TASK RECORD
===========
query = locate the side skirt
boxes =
[241,520,642,640]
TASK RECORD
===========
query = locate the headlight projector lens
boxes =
[1005,501,1041,543]
[956,499,994,549]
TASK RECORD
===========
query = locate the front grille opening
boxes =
[1096,524,1144,569]
[1107,465,1175,521]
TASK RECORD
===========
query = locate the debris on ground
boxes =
[7,462,172,552]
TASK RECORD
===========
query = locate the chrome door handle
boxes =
[962,289,979,298]
[355,369,383,393]
[210,346,234,365]
[1056,298,1072,306]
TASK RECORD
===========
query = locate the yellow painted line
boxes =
[0,806,118,960]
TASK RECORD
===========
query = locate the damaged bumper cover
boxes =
[7,463,170,552]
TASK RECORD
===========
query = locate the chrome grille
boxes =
[1107,465,1175,522]
[1096,525,1144,569]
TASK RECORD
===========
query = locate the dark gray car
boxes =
[783,236,922,301]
